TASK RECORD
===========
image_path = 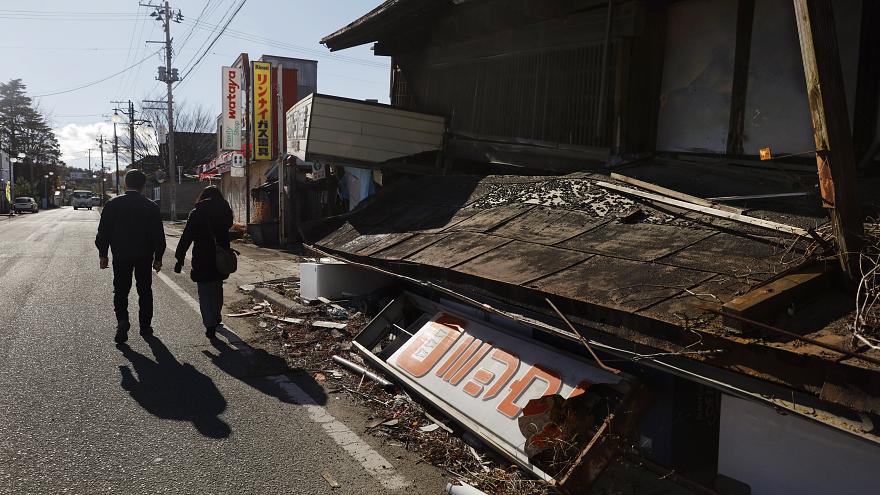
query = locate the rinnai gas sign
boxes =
[252,61,273,161]
[221,66,242,151]
[387,312,624,470]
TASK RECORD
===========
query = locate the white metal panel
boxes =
[286,94,444,164]
[718,394,880,495]
[386,311,625,476]
[656,0,737,153]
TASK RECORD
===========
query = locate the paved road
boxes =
[0,208,440,494]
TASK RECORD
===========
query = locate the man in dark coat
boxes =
[174,186,233,339]
[96,169,166,343]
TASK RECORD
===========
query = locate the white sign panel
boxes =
[221,66,243,151]
[387,312,623,470]
[230,153,245,177]
[0,151,10,182]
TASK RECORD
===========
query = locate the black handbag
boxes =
[215,240,239,275]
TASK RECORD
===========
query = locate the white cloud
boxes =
[54,121,116,164]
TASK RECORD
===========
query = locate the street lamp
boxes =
[43,174,49,209]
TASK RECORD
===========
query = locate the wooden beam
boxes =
[596,180,809,237]
[726,0,756,155]
[792,0,863,280]
[609,172,745,214]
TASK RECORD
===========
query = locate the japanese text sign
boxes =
[221,66,243,151]
[252,61,273,160]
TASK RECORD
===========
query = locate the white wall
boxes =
[743,0,862,155]
[656,0,738,153]
[718,395,880,495]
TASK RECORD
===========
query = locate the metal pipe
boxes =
[332,355,393,388]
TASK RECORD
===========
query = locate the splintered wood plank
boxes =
[488,206,607,245]
[405,232,511,268]
[529,255,712,312]
[557,223,714,262]
[455,241,593,285]
[722,263,832,330]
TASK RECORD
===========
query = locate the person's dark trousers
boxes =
[197,280,223,329]
[112,257,154,330]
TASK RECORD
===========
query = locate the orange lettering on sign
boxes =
[463,369,495,397]
[396,322,462,378]
[481,348,520,400]
[442,338,483,382]
[567,380,592,399]
[435,335,474,378]
[450,342,492,386]
[496,364,562,419]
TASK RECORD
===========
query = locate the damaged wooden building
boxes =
[285,0,880,493]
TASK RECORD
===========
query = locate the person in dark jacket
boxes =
[95,169,166,344]
[174,186,234,339]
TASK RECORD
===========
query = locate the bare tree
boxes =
[124,100,216,178]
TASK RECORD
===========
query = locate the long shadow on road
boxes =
[117,336,231,439]
[201,332,328,407]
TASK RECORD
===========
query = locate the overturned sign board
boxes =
[354,292,644,486]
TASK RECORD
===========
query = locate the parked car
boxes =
[14,197,38,213]
[71,190,93,210]
[91,196,101,206]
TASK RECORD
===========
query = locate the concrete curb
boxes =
[252,287,301,312]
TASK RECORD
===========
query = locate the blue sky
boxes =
[0,0,388,170]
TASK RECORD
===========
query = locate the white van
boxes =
[71,190,93,210]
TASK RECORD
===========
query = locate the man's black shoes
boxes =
[205,326,217,340]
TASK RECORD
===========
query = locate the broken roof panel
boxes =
[456,240,592,285]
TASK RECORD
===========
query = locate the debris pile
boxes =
[469,177,680,225]
[854,222,880,349]
[228,289,552,495]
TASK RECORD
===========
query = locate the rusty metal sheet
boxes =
[444,203,535,233]
[365,205,449,234]
[456,241,592,285]
[659,232,789,278]
[405,232,512,268]
[488,207,607,245]
[372,233,451,260]
[529,256,713,312]
[557,223,714,262]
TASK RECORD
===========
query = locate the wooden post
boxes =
[726,0,756,156]
[792,0,863,280]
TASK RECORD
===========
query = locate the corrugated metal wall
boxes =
[401,42,616,149]
[407,43,616,148]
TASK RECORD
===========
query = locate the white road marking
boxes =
[269,376,411,490]
[155,269,411,490]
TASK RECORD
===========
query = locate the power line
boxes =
[32,49,161,98]
[175,0,237,79]
[175,0,248,87]
[174,0,213,56]
[182,18,387,69]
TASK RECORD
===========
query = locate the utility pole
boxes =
[143,1,182,219]
[112,100,150,170]
[793,0,864,280]
[97,135,106,203]
[113,121,120,194]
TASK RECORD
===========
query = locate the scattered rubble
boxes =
[228,285,554,495]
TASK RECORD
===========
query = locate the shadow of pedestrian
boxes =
[202,332,327,407]
[117,336,231,439]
